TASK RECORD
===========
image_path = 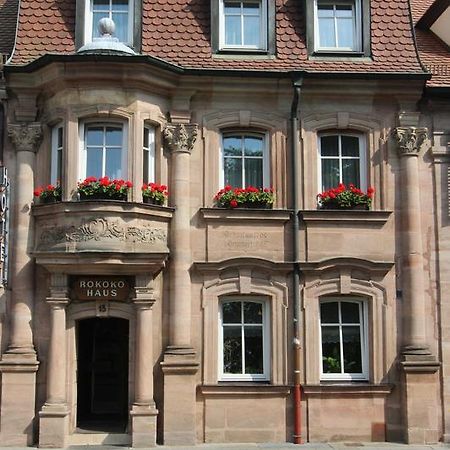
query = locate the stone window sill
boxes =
[200,207,293,222]
[299,209,392,225]
[303,383,393,396]
[199,384,291,396]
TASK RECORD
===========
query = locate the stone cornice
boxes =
[393,126,428,156]
[7,122,42,152]
[163,123,198,154]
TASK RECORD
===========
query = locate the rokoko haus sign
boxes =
[72,276,131,301]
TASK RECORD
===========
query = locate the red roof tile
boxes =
[0,0,19,56]
[415,29,450,86]
[10,0,424,75]
[410,0,436,24]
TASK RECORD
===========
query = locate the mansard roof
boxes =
[8,0,424,76]
[410,0,450,87]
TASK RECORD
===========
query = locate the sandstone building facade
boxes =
[0,0,448,447]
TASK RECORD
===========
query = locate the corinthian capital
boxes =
[393,127,428,156]
[8,123,43,153]
[164,123,198,154]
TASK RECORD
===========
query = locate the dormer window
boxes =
[86,0,133,44]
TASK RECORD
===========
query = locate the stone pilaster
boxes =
[39,274,70,448]
[393,125,440,444]
[0,123,41,446]
[130,275,158,447]
[161,122,199,445]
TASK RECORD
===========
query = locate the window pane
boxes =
[105,127,122,146]
[321,326,341,373]
[244,136,263,156]
[337,17,354,48]
[224,157,242,187]
[224,2,241,14]
[342,326,362,373]
[223,301,242,323]
[243,2,259,15]
[341,302,360,324]
[243,16,259,46]
[223,137,242,156]
[223,326,242,373]
[321,158,340,190]
[336,4,353,17]
[57,127,63,148]
[105,147,122,179]
[143,149,149,184]
[320,135,339,156]
[245,158,263,188]
[86,147,103,178]
[244,326,263,374]
[320,302,339,323]
[86,127,104,146]
[317,4,334,17]
[318,17,336,47]
[342,159,360,186]
[341,136,359,156]
[243,302,262,323]
[112,0,128,12]
[112,12,128,42]
[93,0,109,11]
[225,16,241,45]
[56,149,62,182]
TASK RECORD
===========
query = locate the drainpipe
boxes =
[291,79,302,445]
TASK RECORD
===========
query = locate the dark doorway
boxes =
[77,317,129,432]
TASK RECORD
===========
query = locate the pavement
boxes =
[3,443,450,450]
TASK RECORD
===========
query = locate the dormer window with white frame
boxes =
[314,0,362,52]
[219,0,267,51]
[85,0,134,44]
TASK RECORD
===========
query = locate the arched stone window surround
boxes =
[66,301,136,433]
[202,111,288,208]
[199,258,290,385]
[301,112,387,210]
[302,258,390,385]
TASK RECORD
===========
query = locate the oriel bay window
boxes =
[319,133,366,191]
[219,298,270,381]
[222,132,268,188]
[320,298,368,380]
[80,122,127,180]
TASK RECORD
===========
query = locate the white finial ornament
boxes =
[98,17,116,37]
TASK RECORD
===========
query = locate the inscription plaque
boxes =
[72,276,131,301]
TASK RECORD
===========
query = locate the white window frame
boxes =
[319,297,369,381]
[143,125,155,184]
[219,0,267,51]
[218,297,270,381]
[317,132,367,192]
[79,121,128,180]
[219,131,270,188]
[84,0,134,45]
[314,0,361,52]
[51,124,64,185]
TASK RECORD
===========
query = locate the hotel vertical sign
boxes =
[0,167,9,287]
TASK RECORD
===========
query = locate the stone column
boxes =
[161,122,199,445]
[39,274,70,448]
[393,125,440,444]
[130,275,158,447]
[0,123,41,446]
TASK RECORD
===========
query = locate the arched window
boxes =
[221,131,269,188]
[318,133,366,191]
[79,121,127,180]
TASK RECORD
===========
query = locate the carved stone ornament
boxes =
[8,123,43,152]
[38,218,167,247]
[393,127,428,156]
[163,123,198,154]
